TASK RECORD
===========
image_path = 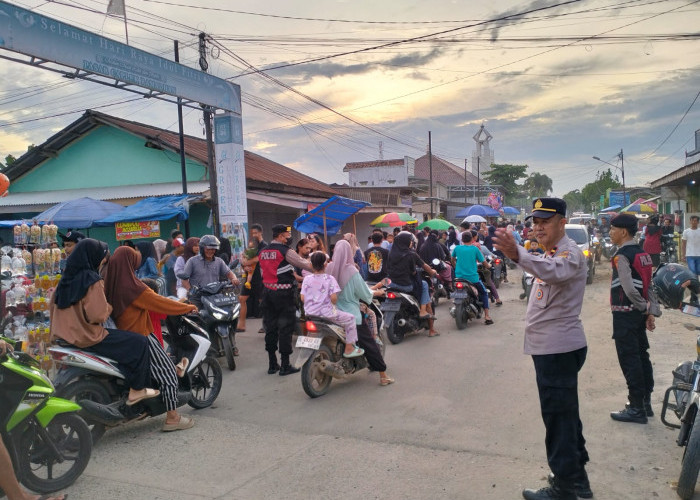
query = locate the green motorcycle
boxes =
[1,337,92,496]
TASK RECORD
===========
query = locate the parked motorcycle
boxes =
[449,278,484,330]
[187,280,241,370]
[487,255,503,289]
[293,302,387,398]
[519,270,534,302]
[662,234,679,264]
[1,336,92,495]
[49,312,222,444]
[660,303,700,499]
[602,236,617,260]
[381,279,432,344]
[430,258,451,306]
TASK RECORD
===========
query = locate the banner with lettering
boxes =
[115,221,160,240]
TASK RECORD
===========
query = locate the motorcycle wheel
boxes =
[432,294,439,309]
[678,410,700,499]
[222,334,236,371]
[301,344,333,398]
[18,413,92,494]
[455,303,468,330]
[188,355,223,409]
[386,314,406,344]
[494,277,501,289]
[59,380,110,444]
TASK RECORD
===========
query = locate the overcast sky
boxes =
[1,0,699,198]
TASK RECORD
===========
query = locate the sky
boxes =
[0,0,699,198]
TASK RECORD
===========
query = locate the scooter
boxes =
[520,271,534,302]
[660,302,700,499]
[49,312,222,444]
[661,234,678,264]
[449,278,484,330]
[381,277,433,344]
[293,302,387,398]
[1,336,92,495]
[602,236,617,260]
[430,258,451,306]
[490,255,504,289]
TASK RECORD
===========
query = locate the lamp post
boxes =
[593,149,625,205]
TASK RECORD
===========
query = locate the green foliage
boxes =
[562,189,586,213]
[523,172,553,198]
[563,169,622,213]
[482,164,528,197]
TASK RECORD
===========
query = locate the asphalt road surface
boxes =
[60,262,700,500]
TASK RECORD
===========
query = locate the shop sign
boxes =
[115,221,160,240]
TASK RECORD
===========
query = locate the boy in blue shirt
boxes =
[451,232,493,325]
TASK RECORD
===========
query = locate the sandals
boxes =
[428,331,440,337]
[162,415,195,432]
[380,376,395,386]
[343,345,365,358]
[175,357,189,378]
[235,327,246,333]
[495,301,503,306]
[127,388,160,406]
[484,319,494,325]
[39,495,68,500]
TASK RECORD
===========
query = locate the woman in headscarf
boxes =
[153,239,167,262]
[216,237,233,265]
[419,230,453,291]
[343,232,365,276]
[326,240,395,386]
[174,237,199,300]
[50,239,159,405]
[447,227,459,250]
[387,231,439,336]
[103,246,198,432]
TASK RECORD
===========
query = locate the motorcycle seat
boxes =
[306,315,337,325]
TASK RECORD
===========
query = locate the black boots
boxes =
[547,471,593,499]
[278,355,300,376]
[522,476,576,500]
[610,406,647,424]
[626,396,653,417]
[267,352,280,375]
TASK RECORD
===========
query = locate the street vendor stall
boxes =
[293,195,370,249]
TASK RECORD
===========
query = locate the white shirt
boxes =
[683,227,700,257]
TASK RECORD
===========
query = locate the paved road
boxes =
[62,263,699,499]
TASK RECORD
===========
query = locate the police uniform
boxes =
[517,198,591,500]
[258,224,303,375]
[609,213,661,423]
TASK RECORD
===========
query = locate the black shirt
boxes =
[365,246,390,282]
[387,251,425,287]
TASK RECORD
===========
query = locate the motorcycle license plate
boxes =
[453,291,467,299]
[381,301,401,312]
[296,336,322,350]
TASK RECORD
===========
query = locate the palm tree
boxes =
[523,172,553,198]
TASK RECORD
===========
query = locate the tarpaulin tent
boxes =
[95,195,196,225]
[293,196,370,247]
[34,197,124,228]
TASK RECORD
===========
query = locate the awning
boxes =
[293,195,371,236]
[95,195,200,225]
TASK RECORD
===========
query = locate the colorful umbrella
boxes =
[370,212,418,227]
[621,202,655,213]
[417,218,452,231]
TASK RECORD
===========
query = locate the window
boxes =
[565,228,588,244]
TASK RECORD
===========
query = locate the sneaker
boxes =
[547,472,593,499]
[626,399,654,417]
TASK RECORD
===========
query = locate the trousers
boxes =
[262,287,297,356]
[86,329,151,390]
[532,347,589,482]
[147,333,179,412]
[321,309,358,344]
[356,320,386,372]
[612,310,654,407]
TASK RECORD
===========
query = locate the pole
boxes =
[199,33,220,237]
[122,3,129,45]
[428,131,433,219]
[620,148,626,206]
[477,156,481,205]
[464,159,467,203]
[174,40,190,238]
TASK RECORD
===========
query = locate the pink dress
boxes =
[301,273,357,344]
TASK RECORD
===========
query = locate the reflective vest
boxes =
[611,244,652,311]
[259,242,295,287]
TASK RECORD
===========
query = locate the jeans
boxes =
[688,256,700,276]
[391,281,429,305]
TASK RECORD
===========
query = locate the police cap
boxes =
[525,198,567,220]
[272,224,291,237]
[61,230,86,244]
[611,213,638,234]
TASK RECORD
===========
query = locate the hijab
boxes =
[103,246,148,319]
[389,231,414,261]
[183,237,199,262]
[419,231,445,263]
[54,238,109,309]
[447,228,459,247]
[153,239,167,261]
[326,239,357,289]
[216,237,232,264]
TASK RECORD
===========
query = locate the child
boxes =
[528,238,545,255]
[301,252,364,358]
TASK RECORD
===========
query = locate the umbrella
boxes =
[455,205,500,218]
[501,206,520,215]
[417,218,452,231]
[601,205,622,212]
[370,212,418,227]
[35,197,124,228]
[463,215,486,223]
[622,202,655,214]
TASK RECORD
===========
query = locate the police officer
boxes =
[608,213,661,423]
[494,198,592,500]
[258,224,312,375]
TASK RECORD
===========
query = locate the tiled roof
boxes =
[344,159,405,171]
[414,154,480,186]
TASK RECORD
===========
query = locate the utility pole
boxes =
[428,131,433,219]
[477,156,481,205]
[174,40,190,238]
[619,148,626,205]
[199,32,220,237]
[464,159,468,204]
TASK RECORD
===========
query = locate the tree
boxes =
[523,172,553,198]
[1,154,16,169]
[481,164,528,198]
[563,189,586,213]
[580,169,621,209]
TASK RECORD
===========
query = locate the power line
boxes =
[640,90,700,159]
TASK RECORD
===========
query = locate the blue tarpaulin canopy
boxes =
[293,196,371,236]
[34,197,124,229]
[502,206,520,215]
[95,195,195,225]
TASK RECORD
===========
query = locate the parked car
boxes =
[565,223,595,285]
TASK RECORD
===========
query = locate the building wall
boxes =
[349,164,408,188]
[10,126,207,192]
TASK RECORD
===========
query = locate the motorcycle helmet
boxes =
[199,234,220,255]
[652,263,700,309]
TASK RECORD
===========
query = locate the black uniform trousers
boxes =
[612,310,653,407]
[532,346,589,482]
[356,320,386,373]
[262,287,297,357]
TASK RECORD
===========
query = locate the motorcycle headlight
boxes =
[212,311,226,320]
[209,304,230,320]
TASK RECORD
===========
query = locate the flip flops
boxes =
[484,319,494,325]
[343,345,365,358]
[126,388,160,406]
[175,357,189,378]
[380,376,395,386]
[235,327,246,333]
[162,415,195,432]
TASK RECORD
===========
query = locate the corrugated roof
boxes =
[414,154,480,186]
[343,159,405,171]
[5,110,336,198]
